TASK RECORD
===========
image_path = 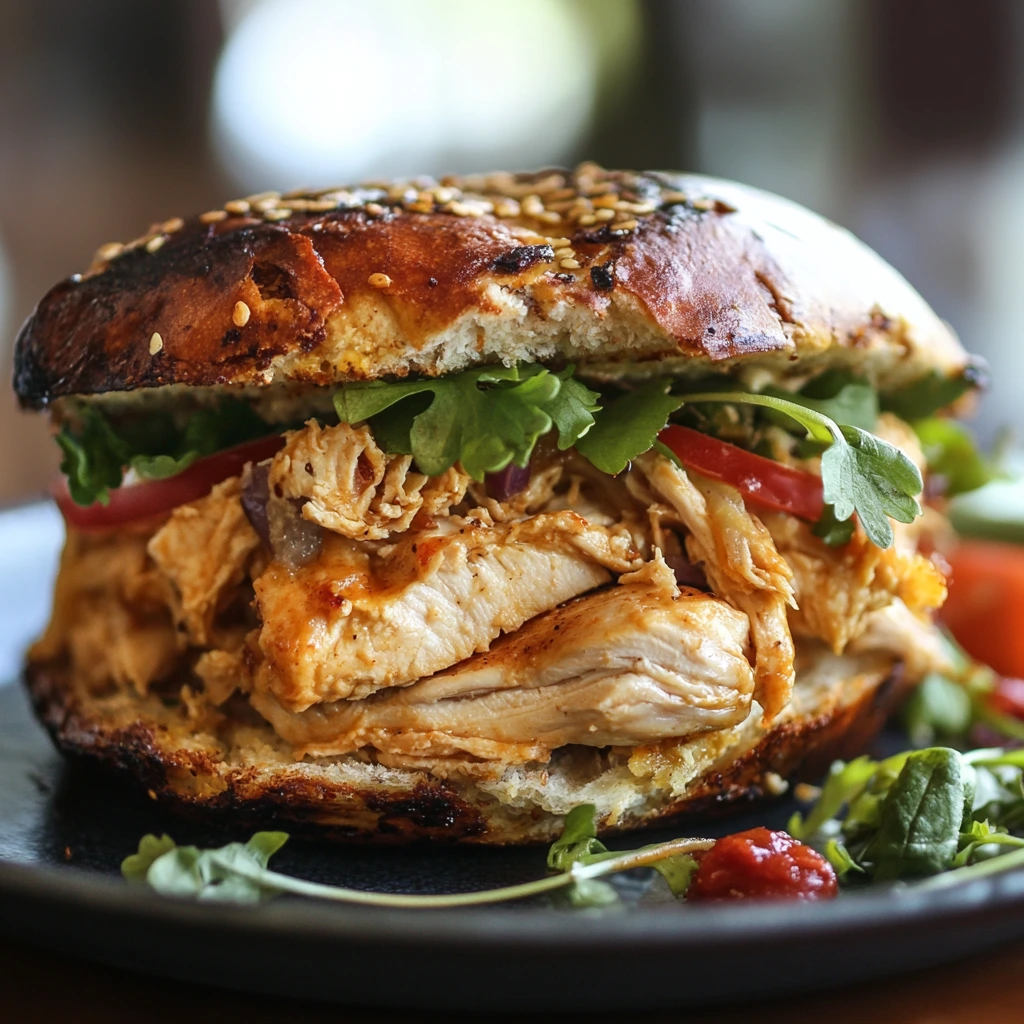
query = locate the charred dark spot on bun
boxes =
[491,245,555,274]
[14,163,970,410]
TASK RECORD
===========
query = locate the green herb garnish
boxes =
[123,806,713,909]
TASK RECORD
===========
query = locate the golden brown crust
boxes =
[14,165,968,408]
[25,653,909,844]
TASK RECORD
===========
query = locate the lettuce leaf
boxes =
[57,400,272,506]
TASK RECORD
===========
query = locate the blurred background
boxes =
[1,0,1022,503]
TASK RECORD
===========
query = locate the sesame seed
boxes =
[365,202,385,216]
[594,208,616,222]
[161,217,184,233]
[406,200,434,214]
[224,199,251,215]
[263,208,291,221]
[200,209,228,224]
[661,191,689,205]
[546,187,576,202]
[553,247,575,259]
[149,332,163,355]
[545,237,571,247]
[245,190,279,205]
[521,195,545,217]
[559,258,581,270]
[577,213,597,226]
[368,272,392,289]
[537,211,562,225]
[612,219,638,232]
[691,197,715,211]
[433,187,456,204]
[232,301,251,327]
[95,241,124,262]
[145,235,166,253]
[592,193,619,209]
[493,200,520,218]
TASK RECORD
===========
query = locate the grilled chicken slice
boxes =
[253,509,643,711]
[251,578,755,762]
[631,452,796,723]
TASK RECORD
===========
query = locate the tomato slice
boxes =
[55,434,286,531]
[657,424,825,521]
[941,539,1024,679]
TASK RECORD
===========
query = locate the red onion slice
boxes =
[485,463,531,501]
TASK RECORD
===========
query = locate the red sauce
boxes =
[687,827,838,902]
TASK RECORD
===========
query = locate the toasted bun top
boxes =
[14,164,968,408]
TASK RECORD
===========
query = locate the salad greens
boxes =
[57,400,272,506]
[789,746,1024,884]
[123,805,712,910]
[59,363,988,554]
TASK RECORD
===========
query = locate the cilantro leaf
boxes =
[766,374,879,432]
[335,364,597,480]
[821,424,923,549]
[673,392,923,549]
[573,382,685,474]
[545,368,601,450]
[882,367,984,421]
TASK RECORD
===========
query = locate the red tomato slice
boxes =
[55,434,285,531]
[941,539,1024,679]
[657,424,825,521]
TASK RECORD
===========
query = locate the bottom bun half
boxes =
[25,644,907,844]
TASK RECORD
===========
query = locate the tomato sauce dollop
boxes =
[688,828,838,902]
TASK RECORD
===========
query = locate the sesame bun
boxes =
[14,164,968,409]
[26,645,906,843]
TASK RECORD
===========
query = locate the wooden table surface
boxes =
[2,934,1023,1023]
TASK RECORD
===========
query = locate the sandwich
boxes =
[14,164,980,842]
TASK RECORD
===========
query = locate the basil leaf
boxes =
[882,369,982,421]
[863,748,968,880]
[573,382,685,474]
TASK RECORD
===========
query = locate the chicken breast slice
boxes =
[250,579,755,762]
[630,452,796,724]
[252,509,643,711]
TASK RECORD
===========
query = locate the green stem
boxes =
[216,837,716,909]
[913,846,1024,892]
[679,392,842,446]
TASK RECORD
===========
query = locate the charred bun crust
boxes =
[14,164,967,408]
[25,649,906,844]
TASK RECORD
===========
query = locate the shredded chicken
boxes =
[252,509,644,711]
[630,452,796,723]
[147,477,260,646]
[763,511,947,652]
[250,579,755,762]
[269,420,469,540]
[31,527,179,693]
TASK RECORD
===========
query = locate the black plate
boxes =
[3,501,1024,1012]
